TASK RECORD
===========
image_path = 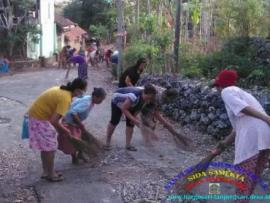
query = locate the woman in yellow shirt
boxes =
[28,78,87,182]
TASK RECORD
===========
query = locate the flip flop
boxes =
[46,175,64,182]
[77,151,88,163]
[41,171,63,179]
[126,145,137,151]
[103,145,112,151]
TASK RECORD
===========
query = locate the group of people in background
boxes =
[58,39,118,80]
[24,55,270,202]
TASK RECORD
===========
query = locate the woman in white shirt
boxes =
[213,70,270,202]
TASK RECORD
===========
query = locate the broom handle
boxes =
[197,146,226,171]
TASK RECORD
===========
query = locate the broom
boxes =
[140,122,159,145]
[67,130,102,158]
[67,136,90,154]
[81,130,102,157]
[194,142,227,173]
[173,143,227,192]
[140,114,160,145]
[140,103,159,145]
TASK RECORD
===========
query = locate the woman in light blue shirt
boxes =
[58,87,106,164]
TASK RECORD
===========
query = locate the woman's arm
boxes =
[50,113,71,136]
[215,130,236,155]
[241,106,270,124]
[119,99,140,127]
[222,90,270,124]
[71,113,86,132]
[125,76,134,87]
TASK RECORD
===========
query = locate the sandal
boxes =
[46,175,64,182]
[55,171,63,177]
[103,145,112,151]
[77,151,88,163]
[72,154,79,165]
[126,145,137,151]
[41,171,63,179]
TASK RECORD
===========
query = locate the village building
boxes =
[55,14,88,52]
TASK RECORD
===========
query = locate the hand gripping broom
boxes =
[173,143,227,193]
[68,130,102,158]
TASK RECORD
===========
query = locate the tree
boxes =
[174,0,181,73]
[0,0,39,57]
[215,0,267,38]
[62,0,270,75]
[64,0,112,30]
[115,0,124,80]
[64,0,116,42]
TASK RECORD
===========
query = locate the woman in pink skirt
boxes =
[58,87,106,164]
[28,78,87,182]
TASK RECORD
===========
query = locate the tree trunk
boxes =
[115,0,124,80]
[136,0,140,23]
[174,0,181,73]
[209,0,213,41]
[147,0,151,15]
[199,5,202,41]
[180,0,184,43]
[8,33,14,57]
[201,0,211,45]
[157,1,163,27]
[157,1,160,25]
[185,10,189,42]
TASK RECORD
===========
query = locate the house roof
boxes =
[65,26,88,41]
[55,14,76,27]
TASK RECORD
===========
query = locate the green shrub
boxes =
[178,37,270,87]
[151,30,172,52]
[245,65,270,87]
[89,24,108,39]
[123,41,160,72]
[183,65,203,78]
[195,37,267,84]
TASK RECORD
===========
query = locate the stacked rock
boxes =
[138,74,270,139]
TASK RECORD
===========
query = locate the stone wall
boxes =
[250,37,270,65]
[138,74,270,139]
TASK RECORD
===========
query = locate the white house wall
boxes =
[40,0,55,57]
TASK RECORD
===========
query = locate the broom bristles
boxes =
[140,119,159,145]
[68,137,89,153]
[68,130,102,158]
[82,131,102,157]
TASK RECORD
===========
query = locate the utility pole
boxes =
[115,0,124,81]
[174,0,181,73]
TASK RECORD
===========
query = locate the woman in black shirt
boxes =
[118,58,147,88]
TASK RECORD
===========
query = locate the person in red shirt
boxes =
[105,49,113,68]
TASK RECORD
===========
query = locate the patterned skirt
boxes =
[235,149,270,203]
[29,117,58,151]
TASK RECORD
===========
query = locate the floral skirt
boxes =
[29,117,58,151]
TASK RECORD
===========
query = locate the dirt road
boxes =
[0,65,267,203]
